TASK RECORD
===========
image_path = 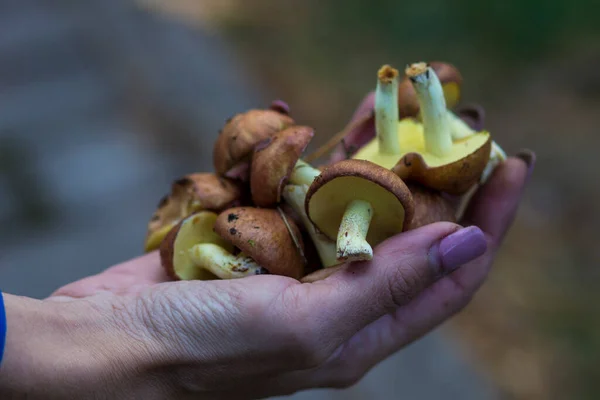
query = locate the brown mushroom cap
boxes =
[145,173,244,252]
[390,120,492,195]
[213,109,295,176]
[305,159,415,248]
[159,211,234,281]
[213,207,306,279]
[398,61,463,118]
[250,125,315,207]
[405,184,457,230]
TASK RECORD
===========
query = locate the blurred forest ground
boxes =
[140,1,600,399]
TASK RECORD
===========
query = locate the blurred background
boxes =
[0,0,598,399]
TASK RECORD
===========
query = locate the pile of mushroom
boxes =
[143,61,507,281]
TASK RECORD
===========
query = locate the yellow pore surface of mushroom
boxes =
[353,62,492,195]
[353,118,490,170]
[144,173,243,252]
[306,160,414,250]
[163,211,234,281]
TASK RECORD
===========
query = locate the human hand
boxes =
[0,94,534,400]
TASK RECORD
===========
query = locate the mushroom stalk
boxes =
[282,185,338,268]
[407,63,453,157]
[289,159,322,186]
[447,111,476,140]
[189,243,268,279]
[336,199,373,262]
[376,65,401,155]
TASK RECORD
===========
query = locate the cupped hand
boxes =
[48,94,535,399]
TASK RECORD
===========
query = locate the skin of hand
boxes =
[0,94,535,400]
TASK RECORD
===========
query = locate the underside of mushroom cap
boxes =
[398,61,463,118]
[213,109,295,176]
[306,159,415,247]
[405,184,457,230]
[390,119,492,195]
[214,207,306,279]
[250,125,314,207]
[145,173,245,252]
[159,211,234,281]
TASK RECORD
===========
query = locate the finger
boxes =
[283,222,488,357]
[295,236,495,390]
[329,92,375,163]
[49,252,170,298]
[461,151,535,246]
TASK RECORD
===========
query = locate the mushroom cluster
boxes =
[143,61,506,282]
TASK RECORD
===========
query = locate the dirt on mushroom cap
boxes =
[213,207,306,279]
[250,125,314,207]
[213,109,295,175]
[306,159,415,247]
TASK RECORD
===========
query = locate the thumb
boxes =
[300,223,488,349]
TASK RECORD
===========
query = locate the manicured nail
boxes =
[515,148,536,179]
[270,100,290,115]
[438,226,487,272]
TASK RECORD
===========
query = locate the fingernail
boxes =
[438,226,487,272]
[515,148,536,179]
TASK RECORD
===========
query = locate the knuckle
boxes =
[387,257,426,308]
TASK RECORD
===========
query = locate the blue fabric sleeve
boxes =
[0,292,6,366]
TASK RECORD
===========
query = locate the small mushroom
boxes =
[145,173,245,252]
[159,211,266,280]
[212,207,307,279]
[305,159,415,263]
[398,61,463,118]
[354,63,492,195]
[250,125,315,207]
[213,104,295,177]
[405,184,457,230]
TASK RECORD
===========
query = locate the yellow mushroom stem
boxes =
[289,159,322,186]
[447,111,475,140]
[480,141,508,184]
[282,185,338,268]
[336,199,374,262]
[376,65,401,155]
[189,243,268,279]
[408,64,453,157]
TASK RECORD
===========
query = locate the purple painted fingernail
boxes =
[515,148,536,179]
[270,100,290,115]
[438,226,487,272]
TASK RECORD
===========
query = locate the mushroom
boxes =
[211,207,307,279]
[405,184,456,230]
[398,61,463,118]
[159,211,267,280]
[305,159,415,263]
[250,125,315,207]
[353,63,492,195]
[248,124,340,268]
[213,102,295,178]
[145,173,245,252]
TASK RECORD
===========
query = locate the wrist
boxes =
[0,293,170,399]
